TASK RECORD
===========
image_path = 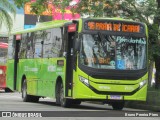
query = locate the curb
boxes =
[125,103,160,111]
[125,90,160,112]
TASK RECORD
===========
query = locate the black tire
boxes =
[22,80,39,102]
[31,96,39,103]
[72,100,81,105]
[5,88,12,92]
[22,80,30,102]
[59,83,71,107]
[55,82,61,105]
[111,101,125,110]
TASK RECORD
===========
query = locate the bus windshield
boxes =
[79,33,146,70]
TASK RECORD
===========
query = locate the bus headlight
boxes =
[79,76,89,86]
[139,80,147,88]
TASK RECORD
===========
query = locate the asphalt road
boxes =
[0,90,159,120]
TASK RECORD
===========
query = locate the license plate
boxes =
[110,95,123,100]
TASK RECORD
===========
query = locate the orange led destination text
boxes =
[122,24,140,32]
[87,22,140,33]
[85,57,110,65]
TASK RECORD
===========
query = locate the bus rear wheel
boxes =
[22,80,30,102]
[22,80,39,102]
[111,101,125,110]
[5,88,12,92]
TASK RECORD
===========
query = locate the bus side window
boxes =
[19,34,28,59]
[26,32,35,59]
[50,28,63,57]
[34,31,44,58]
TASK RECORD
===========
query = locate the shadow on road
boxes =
[39,101,111,110]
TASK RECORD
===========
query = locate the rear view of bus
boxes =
[72,18,148,110]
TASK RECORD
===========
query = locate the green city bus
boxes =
[6,18,148,110]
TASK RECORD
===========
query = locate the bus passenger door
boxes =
[65,27,76,97]
[14,35,21,90]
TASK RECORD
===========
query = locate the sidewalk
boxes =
[125,88,160,111]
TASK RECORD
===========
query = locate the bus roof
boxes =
[12,20,72,35]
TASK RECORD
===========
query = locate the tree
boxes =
[104,0,157,23]
[52,0,72,20]
[30,0,51,22]
[14,0,72,20]
[14,0,50,22]
[32,0,73,20]
[14,0,29,9]
[14,0,105,20]
[70,0,106,17]
[152,0,160,89]
[0,0,16,32]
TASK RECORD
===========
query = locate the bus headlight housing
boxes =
[79,76,89,86]
[139,80,147,88]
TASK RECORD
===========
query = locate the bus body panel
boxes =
[16,58,66,98]
[72,66,147,101]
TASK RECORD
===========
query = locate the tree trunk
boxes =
[148,61,154,87]
[154,55,160,89]
[37,15,40,22]
[157,0,160,8]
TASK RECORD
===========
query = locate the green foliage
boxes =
[103,0,160,60]
[14,0,29,9]
[14,0,51,22]
[0,0,16,32]
[52,0,72,19]
[70,0,106,17]
[30,0,48,16]
[103,0,157,24]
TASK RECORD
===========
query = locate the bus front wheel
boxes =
[111,101,125,110]
[59,83,71,107]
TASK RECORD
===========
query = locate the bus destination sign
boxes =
[84,21,144,33]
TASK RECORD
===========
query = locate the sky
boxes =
[8,0,24,14]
